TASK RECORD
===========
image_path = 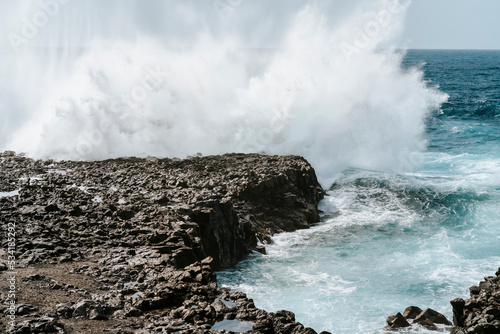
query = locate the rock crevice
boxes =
[0,152,326,333]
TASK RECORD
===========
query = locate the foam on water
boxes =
[2,3,498,334]
[218,144,500,332]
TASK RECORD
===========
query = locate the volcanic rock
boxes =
[0,152,325,333]
[450,267,500,334]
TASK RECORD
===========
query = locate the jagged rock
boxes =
[413,317,438,330]
[414,308,452,325]
[450,267,500,334]
[0,152,325,333]
[16,304,38,316]
[44,204,59,212]
[124,307,143,317]
[72,300,95,318]
[56,304,73,319]
[403,306,423,319]
[450,327,467,334]
[451,298,465,327]
[388,307,451,331]
[386,312,411,329]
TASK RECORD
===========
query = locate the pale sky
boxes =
[404,0,500,49]
[1,1,499,50]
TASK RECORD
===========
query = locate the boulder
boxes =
[449,267,500,334]
[414,308,452,325]
[403,305,423,319]
[386,312,411,329]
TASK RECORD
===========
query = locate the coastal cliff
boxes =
[0,152,325,333]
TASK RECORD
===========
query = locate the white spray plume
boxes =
[1,0,447,187]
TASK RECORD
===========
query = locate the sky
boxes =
[0,0,497,155]
[404,0,500,49]
[1,0,499,50]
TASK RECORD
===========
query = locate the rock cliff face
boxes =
[0,151,326,333]
[450,268,500,334]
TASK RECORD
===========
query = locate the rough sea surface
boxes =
[217,50,500,333]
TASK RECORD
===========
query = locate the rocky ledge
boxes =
[0,151,327,333]
[450,267,500,334]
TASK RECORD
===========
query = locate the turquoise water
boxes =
[0,3,498,331]
[217,50,500,333]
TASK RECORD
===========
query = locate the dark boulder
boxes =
[450,267,500,334]
[386,312,411,329]
[414,308,452,325]
[403,306,423,320]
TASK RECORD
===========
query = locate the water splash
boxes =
[0,0,447,186]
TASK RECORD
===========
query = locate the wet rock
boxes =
[387,307,451,331]
[450,267,500,334]
[451,298,466,327]
[403,306,423,320]
[414,308,452,325]
[56,304,73,319]
[386,312,411,329]
[413,318,438,330]
[450,327,467,334]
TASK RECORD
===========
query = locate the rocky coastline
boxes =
[0,151,327,333]
[449,268,500,334]
[1,151,499,334]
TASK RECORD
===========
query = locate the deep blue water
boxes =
[217,50,500,333]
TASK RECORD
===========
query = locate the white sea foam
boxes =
[0,0,447,187]
[217,159,500,332]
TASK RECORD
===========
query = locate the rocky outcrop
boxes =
[450,267,500,334]
[0,151,325,333]
[386,306,451,331]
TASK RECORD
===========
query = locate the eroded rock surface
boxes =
[0,151,325,333]
[450,267,500,334]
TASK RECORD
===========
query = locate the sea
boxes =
[216,50,500,333]
[1,2,499,333]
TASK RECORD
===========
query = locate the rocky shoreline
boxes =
[0,151,327,333]
[1,151,499,334]
[450,268,500,334]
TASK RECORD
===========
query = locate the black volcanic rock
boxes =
[386,312,411,329]
[386,307,451,331]
[450,268,500,334]
[403,306,423,320]
[0,151,325,333]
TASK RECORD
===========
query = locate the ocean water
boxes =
[216,50,500,333]
[1,3,499,333]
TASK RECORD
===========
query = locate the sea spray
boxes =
[218,49,500,333]
[0,0,447,186]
